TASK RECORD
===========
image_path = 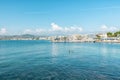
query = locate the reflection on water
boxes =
[101,45,108,56]
[0,41,120,80]
[52,43,58,57]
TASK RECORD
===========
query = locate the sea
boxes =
[0,40,120,80]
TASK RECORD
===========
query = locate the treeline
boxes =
[107,31,120,37]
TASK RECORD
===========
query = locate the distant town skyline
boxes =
[0,0,120,35]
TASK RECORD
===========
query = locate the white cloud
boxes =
[109,27,118,31]
[23,29,47,35]
[0,28,7,34]
[51,23,63,31]
[101,25,108,30]
[100,25,118,32]
[23,23,83,35]
[50,23,83,34]
[64,26,83,34]
[35,29,45,33]
[23,29,33,34]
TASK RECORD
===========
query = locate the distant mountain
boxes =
[21,34,35,38]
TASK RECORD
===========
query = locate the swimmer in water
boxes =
[69,50,74,54]
[69,50,70,53]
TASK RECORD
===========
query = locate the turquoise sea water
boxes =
[0,40,120,80]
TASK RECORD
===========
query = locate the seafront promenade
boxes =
[0,31,120,43]
[50,34,120,43]
[0,33,120,43]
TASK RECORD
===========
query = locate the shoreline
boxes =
[1,40,120,44]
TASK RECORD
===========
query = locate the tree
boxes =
[114,31,120,37]
[107,32,113,37]
[96,35,101,39]
[62,36,67,41]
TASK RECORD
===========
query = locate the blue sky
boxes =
[0,0,120,35]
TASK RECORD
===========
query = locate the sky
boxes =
[0,0,120,35]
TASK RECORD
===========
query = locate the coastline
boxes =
[0,39,120,43]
